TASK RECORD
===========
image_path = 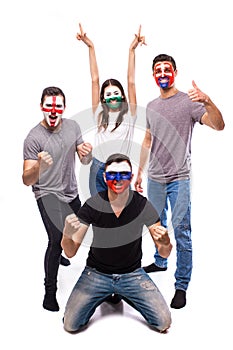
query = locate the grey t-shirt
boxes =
[23,118,84,202]
[146,91,206,183]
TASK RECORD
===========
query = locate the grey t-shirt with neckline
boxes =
[146,91,206,183]
[23,118,84,202]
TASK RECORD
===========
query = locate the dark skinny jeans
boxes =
[37,193,81,293]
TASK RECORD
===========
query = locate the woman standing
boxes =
[76,23,146,195]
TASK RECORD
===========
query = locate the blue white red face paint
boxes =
[42,96,65,127]
[153,61,175,89]
[105,161,132,193]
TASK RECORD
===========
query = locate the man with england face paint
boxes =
[22,86,93,312]
[135,54,225,309]
[61,153,172,334]
[41,95,65,128]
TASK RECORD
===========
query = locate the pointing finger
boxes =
[137,24,141,38]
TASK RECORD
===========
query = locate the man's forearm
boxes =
[138,141,150,174]
[22,163,40,186]
[61,235,80,258]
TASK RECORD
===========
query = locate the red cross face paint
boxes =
[105,161,132,194]
[153,61,175,89]
[42,96,65,127]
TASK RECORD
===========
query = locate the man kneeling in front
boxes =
[61,153,172,333]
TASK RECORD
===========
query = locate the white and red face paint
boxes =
[42,96,65,127]
[153,61,175,89]
[105,161,132,194]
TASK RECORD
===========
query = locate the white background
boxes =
[1,0,232,349]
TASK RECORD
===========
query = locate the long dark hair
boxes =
[98,79,128,132]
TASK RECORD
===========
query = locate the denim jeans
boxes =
[148,179,192,291]
[37,194,81,292]
[89,158,107,196]
[63,266,171,333]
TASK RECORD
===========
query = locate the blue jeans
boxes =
[63,266,171,333]
[89,158,107,196]
[148,179,192,291]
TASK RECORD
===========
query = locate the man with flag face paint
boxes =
[22,86,93,312]
[135,54,225,309]
[153,61,175,89]
[41,95,65,128]
[104,159,132,194]
[61,153,172,333]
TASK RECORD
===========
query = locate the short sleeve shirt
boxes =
[77,190,160,274]
[146,91,206,182]
[23,118,84,202]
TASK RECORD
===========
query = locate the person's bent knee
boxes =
[63,316,83,333]
[158,319,172,333]
[150,312,172,333]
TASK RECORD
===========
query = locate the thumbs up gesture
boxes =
[188,80,209,103]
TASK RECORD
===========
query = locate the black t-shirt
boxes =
[77,190,159,274]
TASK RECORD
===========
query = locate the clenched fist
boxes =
[63,213,81,238]
[151,225,170,246]
[38,151,53,172]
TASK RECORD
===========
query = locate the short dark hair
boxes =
[104,153,132,171]
[152,54,176,72]
[40,86,66,106]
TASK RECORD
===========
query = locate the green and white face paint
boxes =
[104,85,122,110]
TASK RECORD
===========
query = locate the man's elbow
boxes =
[217,120,225,131]
[22,175,31,186]
[61,245,75,259]
[64,251,75,259]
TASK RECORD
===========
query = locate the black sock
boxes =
[60,255,71,266]
[43,292,59,312]
[143,263,167,273]
[170,289,186,309]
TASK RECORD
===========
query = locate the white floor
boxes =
[2,168,232,350]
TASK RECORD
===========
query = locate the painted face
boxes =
[153,61,175,89]
[105,161,132,194]
[104,85,122,110]
[42,96,65,127]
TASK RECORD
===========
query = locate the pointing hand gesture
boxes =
[130,24,147,50]
[76,23,93,48]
